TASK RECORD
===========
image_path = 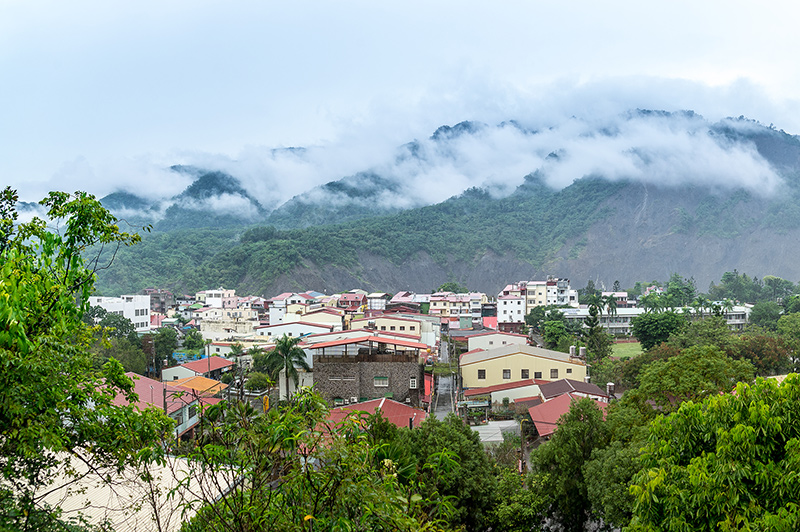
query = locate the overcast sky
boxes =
[3,0,800,202]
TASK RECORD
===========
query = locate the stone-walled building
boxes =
[308,336,425,407]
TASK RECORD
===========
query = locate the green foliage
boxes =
[91,336,147,374]
[182,328,205,350]
[94,177,625,296]
[629,376,800,531]
[397,414,498,531]
[631,311,688,350]
[748,300,783,331]
[180,390,453,532]
[263,334,311,400]
[97,311,139,344]
[727,330,793,376]
[0,188,171,530]
[492,468,547,532]
[636,345,754,411]
[436,281,468,293]
[543,320,571,350]
[153,327,178,367]
[667,315,736,351]
[245,371,273,392]
[530,398,609,532]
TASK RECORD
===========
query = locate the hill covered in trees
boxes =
[90,112,800,296]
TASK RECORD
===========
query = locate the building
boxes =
[308,336,426,407]
[497,295,526,333]
[88,294,151,333]
[141,288,175,314]
[114,373,201,439]
[460,344,587,389]
[327,397,427,428]
[162,356,234,382]
[467,331,529,352]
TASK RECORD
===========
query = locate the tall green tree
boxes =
[265,334,311,401]
[0,188,171,530]
[182,328,205,350]
[631,311,687,350]
[153,326,178,368]
[530,398,609,532]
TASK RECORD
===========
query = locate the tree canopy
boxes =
[0,188,171,530]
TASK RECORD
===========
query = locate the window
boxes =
[521,369,529,379]
[566,368,572,374]
[478,369,486,380]
[390,326,396,331]
[534,371,542,379]
[502,369,511,379]
[381,326,386,331]
[550,369,559,379]
[400,326,405,331]
[216,348,220,352]
[374,376,389,387]
[409,377,418,389]
[189,405,197,419]
[410,326,416,331]
[488,341,494,345]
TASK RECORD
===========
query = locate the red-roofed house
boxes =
[114,372,201,439]
[463,379,549,406]
[327,397,427,429]
[528,393,608,439]
[338,293,367,309]
[162,356,234,382]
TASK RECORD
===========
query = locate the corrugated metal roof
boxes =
[328,398,427,428]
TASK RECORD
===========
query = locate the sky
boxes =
[2,0,800,205]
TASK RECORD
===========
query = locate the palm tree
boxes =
[266,335,311,402]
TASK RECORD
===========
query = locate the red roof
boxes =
[528,393,607,438]
[328,398,427,428]
[181,356,234,374]
[113,372,193,415]
[307,335,428,350]
[463,379,549,397]
[423,374,434,403]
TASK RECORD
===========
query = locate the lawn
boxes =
[611,341,643,359]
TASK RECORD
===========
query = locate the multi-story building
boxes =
[460,344,587,389]
[88,294,151,333]
[308,336,426,407]
[141,288,175,314]
[198,288,237,309]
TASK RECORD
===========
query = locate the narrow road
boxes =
[433,374,455,420]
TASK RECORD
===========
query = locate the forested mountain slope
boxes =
[91,112,800,296]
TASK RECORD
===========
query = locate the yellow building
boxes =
[350,316,422,339]
[460,344,587,388]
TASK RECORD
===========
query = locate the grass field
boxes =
[612,341,643,359]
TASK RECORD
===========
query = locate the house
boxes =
[114,373,201,439]
[467,331,529,352]
[460,344,587,389]
[141,288,175,314]
[172,375,229,397]
[528,393,608,439]
[366,293,392,311]
[538,378,610,403]
[308,336,426,407]
[162,356,234,382]
[462,379,548,406]
[496,295,526,333]
[327,397,427,429]
[283,307,345,330]
[88,294,151,333]
[350,316,423,339]
[338,292,367,310]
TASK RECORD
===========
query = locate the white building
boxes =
[198,288,237,309]
[88,294,151,333]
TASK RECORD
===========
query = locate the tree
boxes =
[543,320,572,351]
[636,345,754,411]
[583,304,612,364]
[629,376,800,531]
[153,327,178,368]
[728,331,793,376]
[398,413,498,531]
[747,301,783,331]
[531,398,609,532]
[436,281,468,293]
[180,389,452,531]
[265,334,311,401]
[245,372,274,392]
[631,311,687,350]
[0,188,171,530]
[667,315,736,352]
[612,280,621,292]
[182,328,205,350]
[97,311,139,344]
[91,336,147,374]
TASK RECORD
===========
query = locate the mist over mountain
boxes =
[90,110,800,296]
